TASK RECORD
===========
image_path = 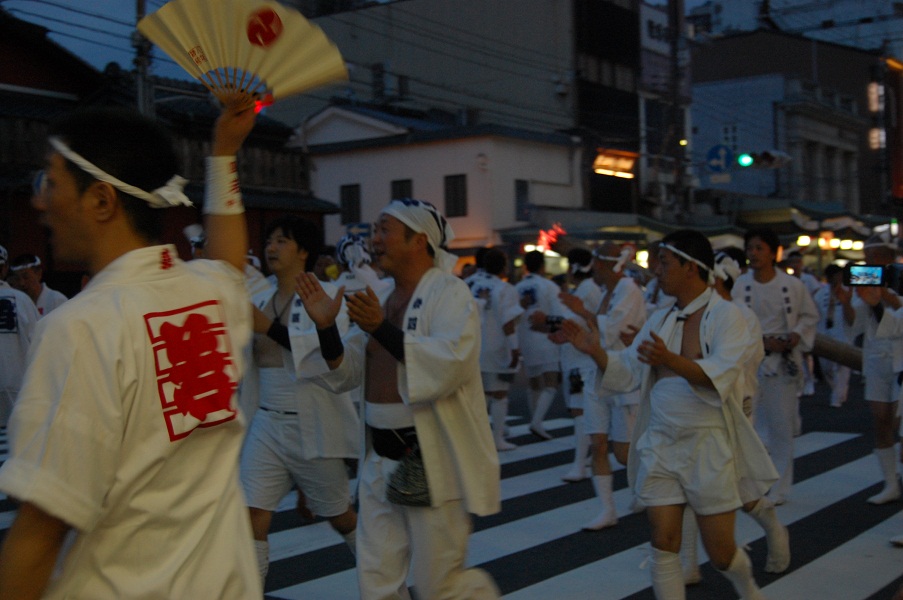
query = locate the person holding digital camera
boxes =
[841,236,903,506]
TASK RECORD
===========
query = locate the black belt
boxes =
[369,425,417,460]
[259,406,298,416]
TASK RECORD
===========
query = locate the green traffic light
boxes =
[737,153,754,167]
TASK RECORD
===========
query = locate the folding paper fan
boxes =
[137,0,348,109]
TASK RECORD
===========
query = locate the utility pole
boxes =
[668,0,686,220]
[133,0,154,116]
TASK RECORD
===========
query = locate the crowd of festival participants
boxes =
[2,102,903,600]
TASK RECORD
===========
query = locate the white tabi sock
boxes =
[562,415,589,481]
[651,548,685,600]
[490,397,517,451]
[719,547,765,600]
[868,446,901,504]
[342,529,357,555]
[254,539,269,585]
[529,387,556,438]
[679,506,701,585]
[748,497,790,573]
[583,474,618,530]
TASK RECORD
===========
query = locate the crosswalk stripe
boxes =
[2,423,897,600]
[264,432,867,599]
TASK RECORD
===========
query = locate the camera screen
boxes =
[848,265,884,286]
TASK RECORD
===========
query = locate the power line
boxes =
[3,0,135,27]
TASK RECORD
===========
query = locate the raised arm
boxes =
[203,100,257,272]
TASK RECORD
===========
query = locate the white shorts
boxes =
[240,410,351,517]
[564,365,595,410]
[634,426,741,516]
[481,372,512,393]
[584,395,637,442]
[864,356,897,403]
[523,361,560,380]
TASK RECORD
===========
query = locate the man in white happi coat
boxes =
[680,250,790,584]
[733,227,818,505]
[561,229,776,600]
[814,264,852,408]
[560,241,645,531]
[0,246,40,427]
[0,103,261,599]
[515,249,563,440]
[531,247,603,483]
[471,247,524,451]
[297,198,501,600]
[243,215,359,585]
[840,236,903,505]
[8,254,67,317]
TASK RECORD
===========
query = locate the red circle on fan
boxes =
[247,8,283,47]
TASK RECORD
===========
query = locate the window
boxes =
[444,174,467,217]
[340,184,361,224]
[515,179,530,221]
[391,179,413,200]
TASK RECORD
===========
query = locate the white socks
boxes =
[748,497,791,573]
[342,529,357,555]
[719,547,765,600]
[562,415,589,482]
[254,539,269,585]
[490,398,517,451]
[529,387,556,439]
[868,446,901,504]
[679,506,701,585]
[651,548,685,600]
[583,475,618,530]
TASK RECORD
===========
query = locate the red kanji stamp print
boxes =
[145,300,238,441]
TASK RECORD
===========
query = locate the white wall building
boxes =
[295,104,584,249]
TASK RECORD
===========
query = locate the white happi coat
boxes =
[472,273,524,373]
[596,276,646,406]
[733,269,818,385]
[0,245,260,599]
[561,278,604,373]
[0,281,39,425]
[35,282,67,316]
[317,267,501,516]
[600,290,778,499]
[244,283,359,460]
[514,272,563,370]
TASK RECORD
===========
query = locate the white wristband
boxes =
[506,332,519,352]
[204,156,244,215]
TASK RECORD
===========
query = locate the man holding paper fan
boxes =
[296,198,501,600]
[0,102,261,599]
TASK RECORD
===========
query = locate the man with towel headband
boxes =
[0,104,261,599]
[297,198,501,600]
[559,229,776,600]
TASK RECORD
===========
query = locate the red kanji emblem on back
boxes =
[144,300,238,441]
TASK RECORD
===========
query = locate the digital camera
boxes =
[843,263,903,293]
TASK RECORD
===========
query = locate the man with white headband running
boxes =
[559,241,646,531]
[559,229,775,600]
[296,198,500,599]
[0,103,261,599]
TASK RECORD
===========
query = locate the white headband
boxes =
[49,136,192,209]
[661,243,714,284]
[594,246,634,273]
[570,260,593,275]
[381,199,458,272]
[9,256,41,272]
[713,252,741,283]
